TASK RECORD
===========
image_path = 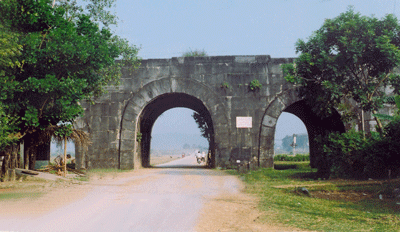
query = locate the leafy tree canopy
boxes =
[0,0,140,145]
[282,7,400,130]
[192,112,212,142]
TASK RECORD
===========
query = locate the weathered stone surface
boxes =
[75,55,345,170]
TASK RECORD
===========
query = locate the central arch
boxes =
[117,77,230,169]
[138,93,215,168]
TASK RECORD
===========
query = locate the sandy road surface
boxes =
[0,156,299,232]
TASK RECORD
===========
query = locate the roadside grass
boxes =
[0,178,49,201]
[236,163,400,231]
[0,192,44,201]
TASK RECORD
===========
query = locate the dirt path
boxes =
[0,156,301,232]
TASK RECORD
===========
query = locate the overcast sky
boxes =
[110,0,397,140]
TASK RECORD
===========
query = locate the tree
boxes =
[0,0,140,169]
[282,7,400,133]
[192,112,212,143]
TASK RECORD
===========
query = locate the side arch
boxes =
[259,88,301,167]
[118,77,231,169]
[259,88,345,168]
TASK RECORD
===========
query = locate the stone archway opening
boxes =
[274,112,309,156]
[149,108,209,167]
[136,93,215,168]
[282,100,345,167]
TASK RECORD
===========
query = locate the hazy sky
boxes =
[113,0,397,58]
[110,0,396,140]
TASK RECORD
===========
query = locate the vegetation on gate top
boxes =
[182,48,208,57]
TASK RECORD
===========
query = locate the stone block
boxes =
[111,92,131,103]
[235,56,256,63]
[262,114,277,127]
[123,103,139,121]
[121,118,135,131]
[109,116,120,131]
[120,139,135,151]
[210,56,235,63]
[260,125,276,137]
[100,117,109,132]
[266,98,286,118]
[90,116,102,132]
[256,55,271,63]
[108,130,119,143]
[90,104,102,118]
[109,102,122,116]
[121,130,135,140]
[94,93,110,103]
[212,62,232,74]
[250,62,267,74]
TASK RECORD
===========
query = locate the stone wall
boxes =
[75,55,309,169]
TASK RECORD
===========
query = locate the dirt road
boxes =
[0,156,297,232]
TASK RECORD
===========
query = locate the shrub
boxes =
[315,118,400,179]
[182,48,207,57]
[274,154,310,162]
[249,79,262,91]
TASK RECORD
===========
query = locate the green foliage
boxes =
[192,112,212,142]
[373,95,400,121]
[316,130,367,178]
[274,154,310,162]
[0,105,20,151]
[274,161,310,170]
[182,48,207,57]
[283,7,400,124]
[249,79,262,91]
[136,132,142,143]
[0,0,140,151]
[220,82,230,89]
[315,121,400,179]
[54,124,73,138]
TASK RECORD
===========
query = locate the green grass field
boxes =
[233,162,400,231]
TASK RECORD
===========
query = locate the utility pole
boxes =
[290,134,297,156]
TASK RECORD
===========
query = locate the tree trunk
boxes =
[24,146,30,170]
[0,156,3,180]
[63,136,67,177]
[372,110,384,133]
[29,147,37,170]
[24,135,38,170]
[1,154,10,181]
[14,144,21,168]
[23,135,32,170]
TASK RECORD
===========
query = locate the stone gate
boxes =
[74,55,345,170]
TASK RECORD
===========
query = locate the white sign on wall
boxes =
[236,117,252,128]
